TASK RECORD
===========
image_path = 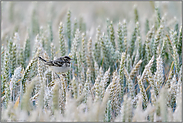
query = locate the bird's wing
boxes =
[45,57,65,67]
[45,61,55,66]
[53,59,64,67]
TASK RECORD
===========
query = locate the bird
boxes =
[38,56,72,78]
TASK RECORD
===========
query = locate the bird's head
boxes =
[63,56,72,62]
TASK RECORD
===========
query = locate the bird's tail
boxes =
[38,57,47,62]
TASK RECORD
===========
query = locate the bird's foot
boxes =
[62,74,66,77]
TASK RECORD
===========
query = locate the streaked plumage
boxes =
[38,56,72,74]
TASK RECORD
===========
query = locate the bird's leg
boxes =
[55,73,60,79]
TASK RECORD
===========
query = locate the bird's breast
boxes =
[49,64,70,73]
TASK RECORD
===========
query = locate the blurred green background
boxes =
[1,1,182,46]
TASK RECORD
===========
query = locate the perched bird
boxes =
[38,56,72,78]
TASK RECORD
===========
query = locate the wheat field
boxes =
[1,1,182,122]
